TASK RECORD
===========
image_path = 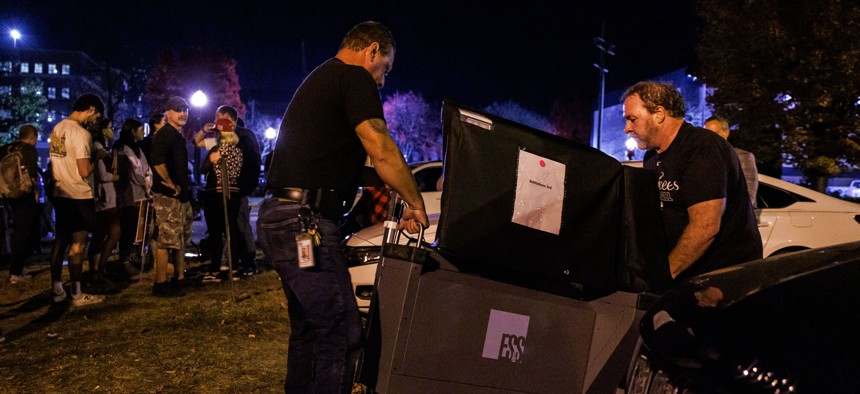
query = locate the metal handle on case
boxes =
[381,190,402,248]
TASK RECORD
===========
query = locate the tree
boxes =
[549,97,592,144]
[0,78,48,144]
[144,47,245,139]
[382,91,442,162]
[483,100,551,134]
[697,0,860,190]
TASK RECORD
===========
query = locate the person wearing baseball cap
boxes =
[149,96,192,297]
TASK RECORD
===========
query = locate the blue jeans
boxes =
[256,198,362,394]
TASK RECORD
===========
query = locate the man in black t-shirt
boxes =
[257,21,427,393]
[149,96,192,297]
[622,81,762,282]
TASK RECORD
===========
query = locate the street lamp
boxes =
[9,29,21,48]
[265,127,277,139]
[625,137,637,160]
[190,90,208,183]
[190,90,208,108]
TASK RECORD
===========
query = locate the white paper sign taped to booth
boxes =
[512,150,565,235]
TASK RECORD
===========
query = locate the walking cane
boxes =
[218,155,236,302]
[138,199,151,283]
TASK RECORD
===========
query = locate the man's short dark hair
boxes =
[148,112,164,133]
[216,105,238,122]
[340,21,396,55]
[18,124,38,140]
[622,81,686,118]
[72,93,105,115]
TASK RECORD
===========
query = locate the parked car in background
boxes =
[346,161,860,313]
[627,241,860,393]
[826,179,860,198]
[756,173,860,256]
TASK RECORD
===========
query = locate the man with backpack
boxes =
[0,125,39,284]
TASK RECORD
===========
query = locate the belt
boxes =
[267,187,314,204]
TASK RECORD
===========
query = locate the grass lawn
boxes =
[1,259,295,393]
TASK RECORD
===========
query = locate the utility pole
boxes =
[593,23,615,151]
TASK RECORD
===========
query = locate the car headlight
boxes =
[628,354,682,394]
[649,369,678,394]
[628,355,653,394]
[345,246,381,267]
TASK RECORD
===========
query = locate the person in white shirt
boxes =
[47,94,107,307]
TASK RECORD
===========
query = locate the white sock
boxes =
[53,281,64,294]
[72,281,82,296]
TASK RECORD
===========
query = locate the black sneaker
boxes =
[152,281,185,297]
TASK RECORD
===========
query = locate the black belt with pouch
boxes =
[268,187,350,219]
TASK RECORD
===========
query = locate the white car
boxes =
[346,161,860,313]
[344,161,442,311]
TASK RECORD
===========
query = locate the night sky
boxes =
[1,0,700,115]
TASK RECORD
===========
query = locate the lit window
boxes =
[1,61,11,72]
[35,87,43,96]
[34,63,43,73]
[0,86,11,95]
[48,87,56,99]
[20,85,27,94]
[61,87,70,99]
[20,63,29,73]
[62,64,70,75]
[48,64,58,74]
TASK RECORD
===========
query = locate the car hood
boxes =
[639,241,860,393]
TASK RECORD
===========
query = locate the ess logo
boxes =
[482,309,530,364]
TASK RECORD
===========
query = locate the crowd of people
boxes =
[0,93,262,304]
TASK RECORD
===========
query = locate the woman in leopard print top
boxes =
[201,131,244,276]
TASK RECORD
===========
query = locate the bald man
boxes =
[704,116,758,209]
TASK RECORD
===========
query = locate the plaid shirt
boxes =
[366,186,391,224]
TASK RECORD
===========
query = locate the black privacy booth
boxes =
[358,101,670,393]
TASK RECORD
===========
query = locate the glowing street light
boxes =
[9,29,21,48]
[189,90,208,184]
[625,137,637,160]
[265,127,277,139]
[190,90,207,108]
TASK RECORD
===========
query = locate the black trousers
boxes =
[118,203,141,263]
[203,191,242,273]
[7,195,37,276]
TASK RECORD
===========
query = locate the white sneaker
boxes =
[52,287,68,303]
[9,275,32,284]
[71,293,105,307]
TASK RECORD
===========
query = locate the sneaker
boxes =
[152,281,185,297]
[202,273,222,284]
[52,287,68,303]
[71,293,105,307]
[219,271,241,282]
[9,275,32,284]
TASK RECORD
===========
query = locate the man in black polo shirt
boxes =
[150,96,192,297]
[257,21,427,393]
[622,81,762,282]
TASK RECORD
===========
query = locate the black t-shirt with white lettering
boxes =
[266,58,383,204]
[644,122,762,280]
